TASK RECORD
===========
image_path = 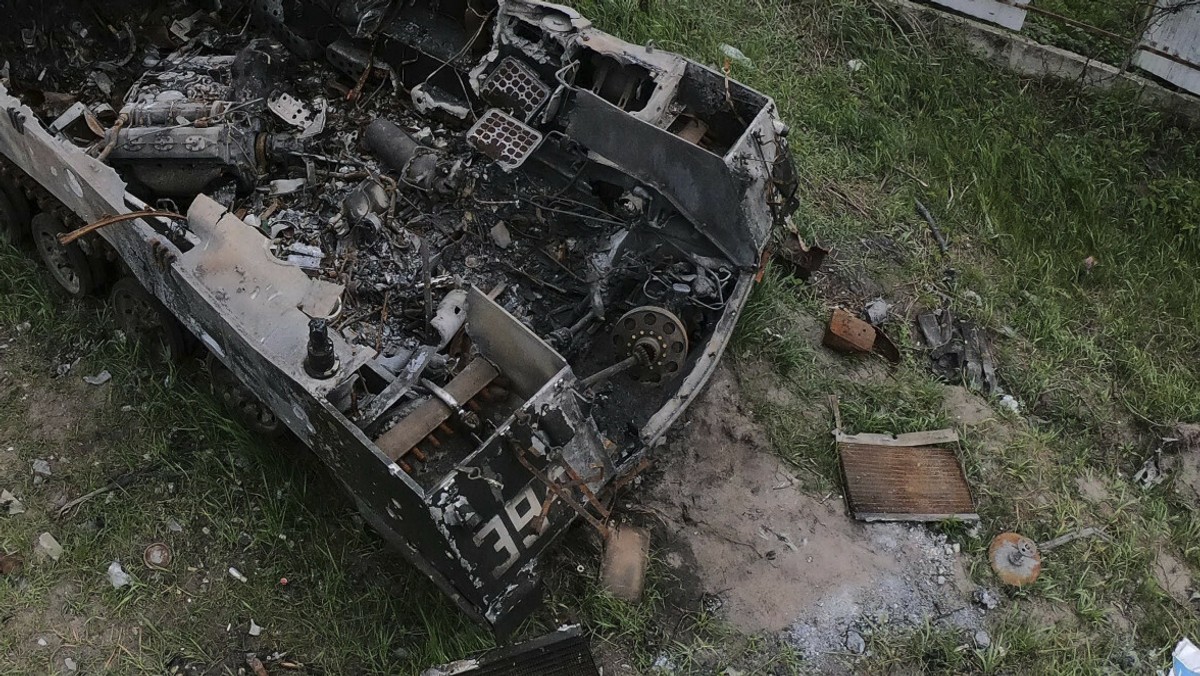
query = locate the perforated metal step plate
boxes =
[467,108,543,171]
[421,627,598,676]
[480,56,552,121]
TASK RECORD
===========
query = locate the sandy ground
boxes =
[633,367,995,668]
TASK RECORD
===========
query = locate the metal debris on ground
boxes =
[914,198,949,254]
[107,560,132,588]
[824,308,876,354]
[988,532,1041,587]
[1,489,26,515]
[1039,526,1107,552]
[143,543,172,570]
[917,308,999,394]
[774,231,829,280]
[831,396,978,523]
[600,524,651,603]
[34,532,63,562]
[1134,453,1167,488]
[420,626,599,676]
[823,308,901,364]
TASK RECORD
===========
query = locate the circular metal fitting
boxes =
[144,542,173,570]
[989,532,1041,587]
[612,306,688,385]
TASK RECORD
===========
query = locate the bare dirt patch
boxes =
[1153,548,1194,604]
[641,366,985,663]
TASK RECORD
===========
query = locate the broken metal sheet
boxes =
[1135,0,1200,96]
[420,626,599,676]
[835,415,976,522]
[835,428,960,446]
[919,309,998,393]
[775,231,828,280]
[928,0,1029,30]
[824,308,876,354]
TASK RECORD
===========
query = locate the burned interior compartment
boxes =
[0,0,797,631]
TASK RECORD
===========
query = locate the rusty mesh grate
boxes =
[838,443,976,521]
[430,628,599,676]
[480,57,551,121]
[467,108,543,171]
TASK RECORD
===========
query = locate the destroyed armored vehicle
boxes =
[0,0,797,630]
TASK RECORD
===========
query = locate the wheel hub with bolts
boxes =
[31,212,89,296]
[989,532,1042,587]
[611,306,688,386]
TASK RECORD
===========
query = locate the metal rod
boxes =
[58,210,184,246]
[581,355,639,388]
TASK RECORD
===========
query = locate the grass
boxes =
[4,0,1200,672]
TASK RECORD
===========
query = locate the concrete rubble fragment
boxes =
[34,532,63,562]
[107,561,131,588]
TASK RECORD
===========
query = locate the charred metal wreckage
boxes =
[0,0,797,630]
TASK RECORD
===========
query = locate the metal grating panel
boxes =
[467,109,543,171]
[1134,0,1200,95]
[480,57,552,121]
[926,0,1028,30]
[838,443,977,522]
[423,628,599,676]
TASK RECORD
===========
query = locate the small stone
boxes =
[248,619,262,637]
[107,561,131,588]
[489,221,512,249]
[973,588,999,610]
[847,58,866,72]
[64,657,77,671]
[865,298,891,325]
[936,575,947,585]
[846,630,866,655]
[166,518,183,533]
[35,533,63,561]
[37,638,47,647]
[83,370,112,386]
[974,630,991,648]
[32,459,51,477]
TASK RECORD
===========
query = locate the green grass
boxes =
[1024,0,1147,64]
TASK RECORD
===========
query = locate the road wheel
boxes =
[110,276,192,364]
[0,175,31,246]
[208,355,287,439]
[30,212,93,297]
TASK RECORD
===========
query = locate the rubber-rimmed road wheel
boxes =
[110,277,192,364]
[208,354,287,439]
[30,212,93,297]
[0,178,31,246]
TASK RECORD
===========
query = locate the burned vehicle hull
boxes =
[0,0,796,630]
